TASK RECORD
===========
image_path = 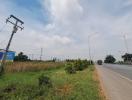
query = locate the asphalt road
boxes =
[103,64,132,80]
[96,64,132,100]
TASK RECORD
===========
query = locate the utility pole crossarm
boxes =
[6,15,24,30]
[6,20,24,30]
[10,15,24,24]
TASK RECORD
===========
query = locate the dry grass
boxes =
[4,62,64,73]
[94,67,106,100]
[55,84,73,96]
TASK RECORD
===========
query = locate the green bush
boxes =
[74,59,89,71]
[74,59,83,71]
[38,74,52,88]
[65,63,76,74]
[65,59,93,73]
[81,60,89,68]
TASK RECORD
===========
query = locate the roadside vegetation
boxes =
[4,62,64,73]
[104,55,116,64]
[104,53,132,65]
[0,58,104,100]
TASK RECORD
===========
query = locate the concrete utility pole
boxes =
[88,33,96,64]
[88,36,92,64]
[32,54,34,61]
[40,48,43,61]
[0,15,24,73]
[123,35,129,53]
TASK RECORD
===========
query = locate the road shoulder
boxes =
[96,65,132,100]
[95,66,108,100]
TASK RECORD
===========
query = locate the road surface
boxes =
[103,64,132,80]
[96,64,132,100]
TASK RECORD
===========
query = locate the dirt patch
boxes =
[93,67,107,100]
[55,84,73,96]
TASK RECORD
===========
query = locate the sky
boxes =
[0,0,132,61]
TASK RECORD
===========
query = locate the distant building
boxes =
[0,49,15,62]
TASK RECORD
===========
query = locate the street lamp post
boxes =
[88,36,92,64]
[123,35,129,53]
[88,33,96,64]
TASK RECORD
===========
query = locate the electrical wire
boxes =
[0,24,8,49]
[0,24,6,33]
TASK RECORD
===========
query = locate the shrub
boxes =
[81,60,89,68]
[65,63,76,74]
[38,74,52,88]
[74,59,84,71]
[74,59,90,71]
[65,59,93,73]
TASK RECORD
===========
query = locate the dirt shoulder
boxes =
[94,66,107,100]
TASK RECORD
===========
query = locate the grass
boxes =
[0,64,103,100]
[4,62,64,72]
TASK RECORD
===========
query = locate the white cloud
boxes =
[44,0,83,23]
[40,0,132,60]
[124,0,132,6]
[1,0,132,60]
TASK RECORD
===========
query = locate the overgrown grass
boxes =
[4,62,64,73]
[0,65,103,100]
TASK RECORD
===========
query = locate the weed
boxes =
[65,63,76,74]
[38,74,52,88]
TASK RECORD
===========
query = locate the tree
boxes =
[122,53,132,62]
[104,55,116,63]
[14,52,30,61]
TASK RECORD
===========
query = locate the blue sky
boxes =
[0,0,132,61]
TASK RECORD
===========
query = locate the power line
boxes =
[0,15,24,73]
[0,39,7,49]
[40,48,43,61]
[0,24,6,33]
[0,40,6,45]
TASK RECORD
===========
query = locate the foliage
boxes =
[0,66,102,100]
[74,59,83,71]
[0,83,50,100]
[104,55,116,63]
[97,60,103,65]
[122,53,132,62]
[65,63,76,74]
[65,59,92,73]
[14,52,30,62]
[82,60,89,68]
[38,74,52,87]
[66,59,76,62]
[74,59,89,71]
[66,59,94,65]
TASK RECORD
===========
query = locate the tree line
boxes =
[103,53,132,64]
